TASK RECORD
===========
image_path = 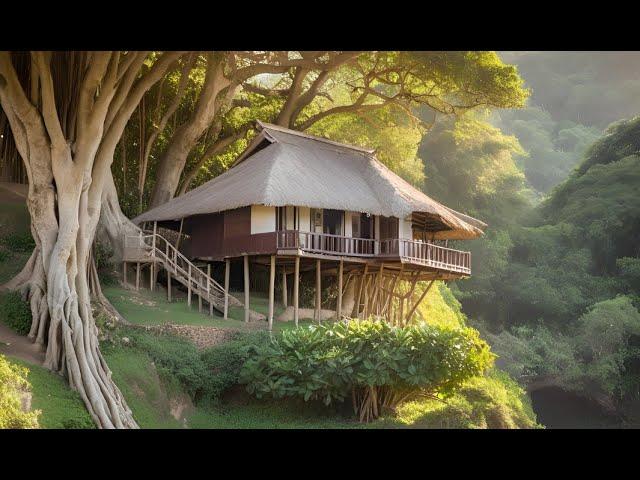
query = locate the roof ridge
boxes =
[257,121,376,154]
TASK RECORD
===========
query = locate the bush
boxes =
[0,354,40,428]
[0,291,32,335]
[121,329,208,399]
[240,320,495,422]
[200,331,270,403]
[1,232,35,253]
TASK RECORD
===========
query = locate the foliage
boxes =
[491,106,600,193]
[1,231,35,253]
[240,320,494,422]
[389,369,540,429]
[0,355,40,429]
[199,331,271,403]
[0,291,32,335]
[113,328,208,399]
[9,358,94,429]
[486,296,640,404]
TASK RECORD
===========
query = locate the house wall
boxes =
[251,205,276,234]
[344,211,354,237]
[298,207,311,232]
[400,215,413,239]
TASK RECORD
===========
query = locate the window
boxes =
[352,213,361,238]
[277,206,299,231]
[310,208,323,232]
[323,209,344,235]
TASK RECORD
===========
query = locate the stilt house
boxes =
[127,121,486,329]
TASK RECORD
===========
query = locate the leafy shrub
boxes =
[0,249,8,263]
[0,354,40,428]
[240,320,495,422]
[123,329,208,399]
[200,331,270,403]
[1,232,35,253]
[0,291,32,335]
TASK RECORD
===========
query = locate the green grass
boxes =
[103,285,315,332]
[102,346,184,429]
[0,199,33,284]
[9,357,95,429]
[186,398,363,429]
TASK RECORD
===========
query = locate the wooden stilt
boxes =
[372,264,384,317]
[187,263,192,307]
[337,259,343,320]
[384,266,403,319]
[363,274,371,319]
[282,269,288,308]
[315,259,321,322]
[167,271,172,302]
[268,255,275,331]
[150,262,154,291]
[356,264,368,319]
[244,255,250,323]
[294,256,300,327]
[151,221,157,291]
[207,263,212,316]
[405,280,435,324]
[136,262,140,291]
[224,259,230,319]
[123,261,127,286]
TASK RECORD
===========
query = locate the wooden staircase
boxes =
[123,231,241,315]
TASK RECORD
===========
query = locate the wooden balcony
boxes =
[276,230,471,275]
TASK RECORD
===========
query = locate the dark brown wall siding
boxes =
[186,212,224,258]
[224,206,251,239]
[185,207,276,260]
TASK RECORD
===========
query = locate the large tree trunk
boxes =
[148,53,233,208]
[0,50,181,429]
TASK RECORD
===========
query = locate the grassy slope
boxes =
[9,357,95,429]
[103,285,313,332]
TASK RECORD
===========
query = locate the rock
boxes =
[121,337,130,344]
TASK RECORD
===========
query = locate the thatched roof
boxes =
[133,121,486,239]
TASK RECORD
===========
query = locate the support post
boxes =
[294,256,300,327]
[207,263,212,316]
[244,255,250,323]
[188,263,192,307]
[337,259,343,320]
[315,259,321,322]
[167,271,171,302]
[123,261,127,286]
[150,262,154,292]
[224,259,230,320]
[268,255,275,331]
[282,269,288,308]
[136,262,140,291]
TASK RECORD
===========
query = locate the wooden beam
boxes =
[294,256,300,327]
[355,264,368,319]
[136,262,140,291]
[167,270,172,302]
[244,255,250,323]
[123,261,127,286]
[337,259,343,320]
[175,217,184,250]
[224,259,230,319]
[315,259,321,322]
[268,255,276,331]
[282,269,288,308]
[405,280,436,324]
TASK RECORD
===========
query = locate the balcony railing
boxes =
[276,230,471,274]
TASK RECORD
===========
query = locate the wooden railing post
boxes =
[188,263,192,307]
